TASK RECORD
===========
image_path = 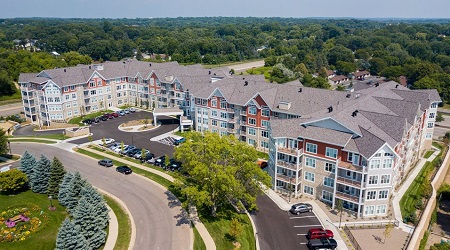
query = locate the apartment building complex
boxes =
[18,60,441,217]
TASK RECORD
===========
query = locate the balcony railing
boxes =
[336,176,363,187]
[277,147,303,156]
[227,128,235,133]
[277,160,299,171]
[276,174,301,184]
[226,108,235,113]
[338,161,365,172]
[240,111,247,116]
[335,191,360,203]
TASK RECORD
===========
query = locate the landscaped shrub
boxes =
[0,169,28,194]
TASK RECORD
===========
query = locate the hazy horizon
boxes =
[2,0,450,19]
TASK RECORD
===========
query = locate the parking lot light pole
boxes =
[7,140,11,155]
[288,176,292,203]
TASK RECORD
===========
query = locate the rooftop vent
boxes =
[123,61,126,64]
[278,101,291,110]
[64,69,66,72]
[346,94,351,98]
[89,66,91,69]
[214,73,216,76]
[208,71,211,75]
[244,81,249,86]
[355,94,360,99]
[351,110,359,117]
[328,106,333,113]
[149,63,152,67]
[298,88,302,93]
[395,84,399,88]
[375,82,379,87]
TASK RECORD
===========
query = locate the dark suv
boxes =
[116,166,132,175]
[290,203,313,215]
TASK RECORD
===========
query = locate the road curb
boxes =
[245,210,260,250]
[97,188,136,250]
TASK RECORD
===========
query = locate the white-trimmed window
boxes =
[261,120,269,128]
[248,118,256,125]
[376,205,387,215]
[431,103,438,108]
[381,174,390,184]
[262,109,270,117]
[306,143,317,154]
[325,162,336,173]
[365,205,375,215]
[378,190,389,200]
[325,147,338,158]
[211,110,217,117]
[428,122,434,128]
[249,106,257,115]
[322,190,333,203]
[212,120,217,126]
[248,138,256,146]
[260,141,269,149]
[429,113,435,119]
[305,157,316,168]
[348,152,360,165]
[382,159,393,169]
[304,172,315,182]
[368,175,378,185]
[425,132,432,139]
[261,130,269,138]
[248,128,256,136]
[370,159,381,169]
[366,191,376,200]
[211,99,217,107]
[323,177,334,188]
[220,122,227,128]
[220,101,227,109]
[220,112,227,119]
[304,185,314,195]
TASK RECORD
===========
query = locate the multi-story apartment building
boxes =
[19,60,440,217]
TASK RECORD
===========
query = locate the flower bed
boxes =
[0,206,43,242]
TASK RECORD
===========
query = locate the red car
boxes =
[307,228,334,239]
[110,112,119,118]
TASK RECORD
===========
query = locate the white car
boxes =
[114,144,128,153]
[0,165,11,173]
[99,138,115,146]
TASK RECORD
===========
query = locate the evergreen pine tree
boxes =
[47,157,66,198]
[58,172,74,207]
[65,172,84,213]
[19,151,36,182]
[80,183,109,229]
[56,218,90,250]
[30,154,51,193]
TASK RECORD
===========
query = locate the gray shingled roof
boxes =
[353,127,386,158]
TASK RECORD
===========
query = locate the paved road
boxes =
[10,143,191,250]
[0,102,23,117]
[13,110,178,158]
[227,60,265,72]
[252,195,322,250]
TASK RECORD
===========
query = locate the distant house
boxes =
[51,51,60,56]
[353,70,370,80]
[329,75,349,85]
[326,70,336,79]
[399,76,407,87]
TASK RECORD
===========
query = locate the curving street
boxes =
[10,142,191,250]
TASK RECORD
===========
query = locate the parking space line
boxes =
[299,243,307,245]
[294,225,321,228]
[289,216,317,219]
[296,233,307,236]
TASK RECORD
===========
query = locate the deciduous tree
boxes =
[174,131,271,217]
[0,169,28,194]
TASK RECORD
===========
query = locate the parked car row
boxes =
[153,155,182,171]
[105,141,155,162]
[82,108,136,125]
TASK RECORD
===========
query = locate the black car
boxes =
[126,148,141,157]
[100,115,108,121]
[93,117,100,123]
[141,153,155,162]
[154,156,168,166]
[98,159,113,167]
[82,119,93,125]
[306,237,337,250]
[116,166,132,175]
[166,160,182,171]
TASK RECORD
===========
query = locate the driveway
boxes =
[13,110,178,158]
[10,142,191,250]
[252,195,322,250]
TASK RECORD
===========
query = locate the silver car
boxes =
[289,203,313,215]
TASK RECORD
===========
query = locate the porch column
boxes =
[153,113,157,126]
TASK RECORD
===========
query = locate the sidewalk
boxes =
[79,145,216,250]
[392,147,441,232]
[264,188,349,250]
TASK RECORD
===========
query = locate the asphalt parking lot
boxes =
[14,110,179,158]
[252,195,323,250]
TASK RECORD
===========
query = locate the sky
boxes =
[2,0,450,19]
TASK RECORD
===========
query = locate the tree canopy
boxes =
[174,131,272,216]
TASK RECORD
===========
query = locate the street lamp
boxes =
[48,195,55,211]
[288,176,292,203]
[7,140,11,155]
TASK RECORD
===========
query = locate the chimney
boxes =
[298,88,302,93]
[328,106,333,113]
[351,110,359,117]
[244,81,248,86]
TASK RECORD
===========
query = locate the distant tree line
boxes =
[0,17,449,102]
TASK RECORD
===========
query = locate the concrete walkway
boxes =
[80,145,216,250]
[264,187,349,250]
[392,147,441,232]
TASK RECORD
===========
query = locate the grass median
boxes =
[8,138,57,144]
[193,225,206,250]
[103,195,131,250]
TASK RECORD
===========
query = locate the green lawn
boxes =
[0,92,22,103]
[424,150,434,159]
[0,190,67,250]
[17,134,69,140]
[8,139,57,144]
[200,211,255,250]
[103,195,131,250]
[193,226,206,250]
